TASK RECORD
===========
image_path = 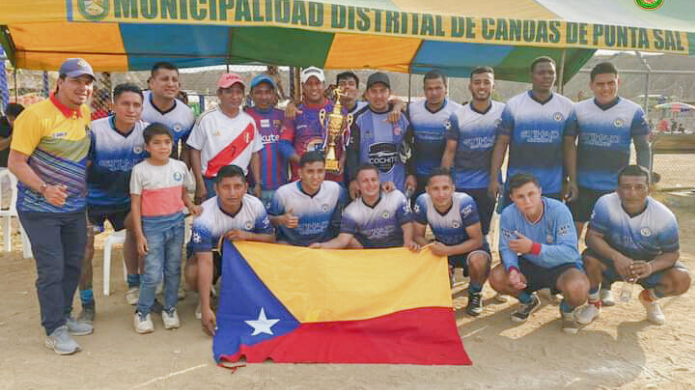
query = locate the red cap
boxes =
[217,73,245,89]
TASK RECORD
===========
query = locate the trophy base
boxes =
[325,160,340,173]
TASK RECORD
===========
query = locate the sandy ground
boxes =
[0,205,694,390]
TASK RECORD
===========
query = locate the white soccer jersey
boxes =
[186,107,263,177]
[341,190,412,248]
[413,192,480,246]
[141,90,195,144]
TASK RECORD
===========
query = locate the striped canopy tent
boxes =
[655,102,695,113]
[0,0,694,82]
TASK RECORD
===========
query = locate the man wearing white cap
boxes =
[9,58,96,354]
[187,73,263,202]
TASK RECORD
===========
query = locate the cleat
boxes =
[511,293,540,323]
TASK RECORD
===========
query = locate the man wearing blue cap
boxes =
[246,74,286,209]
[9,58,96,354]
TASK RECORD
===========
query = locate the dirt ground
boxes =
[0,206,694,390]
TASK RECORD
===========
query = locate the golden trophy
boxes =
[319,88,353,173]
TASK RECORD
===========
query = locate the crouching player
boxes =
[577,165,690,326]
[412,168,490,316]
[489,173,588,333]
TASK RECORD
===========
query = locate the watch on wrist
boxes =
[39,182,48,194]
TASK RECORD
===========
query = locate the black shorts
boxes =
[186,243,224,284]
[500,190,563,210]
[583,249,689,289]
[459,188,496,235]
[569,187,613,223]
[448,242,491,277]
[518,257,583,295]
[87,205,129,232]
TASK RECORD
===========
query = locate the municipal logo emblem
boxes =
[443,119,452,131]
[635,0,664,10]
[173,172,183,181]
[78,0,109,21]
[322,204,329,212]
[546,234,554,244]
[173,124,183,133]
[133,145,143,154]
[640,227,652,237]
[553,112,564,122]
[614,118,625,127]
[382,211,390,219]
[192,232,201,243]
[452,221,460,229]
[245,221,253,230]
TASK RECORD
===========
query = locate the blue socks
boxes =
[560,300,574,314]
[469,283,482,294]
[127,274,141,288]
[517,292,532,304]
[80,289,94,306]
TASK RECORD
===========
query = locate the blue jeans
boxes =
[137,219,184,316]
[19,210,87,335]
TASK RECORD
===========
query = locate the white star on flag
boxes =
[245,308,280,336]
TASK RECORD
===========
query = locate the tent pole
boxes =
[13,68,17,101]
[408,72,412,104]
[634,51,651,119]
[558,49,566,95]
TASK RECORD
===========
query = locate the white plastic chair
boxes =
[102,229,127,296]
[0,170,33,258]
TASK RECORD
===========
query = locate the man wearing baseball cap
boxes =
[187,73,263,202]
[9,58,96,354]
[245,74,287,209]
[279,66,346,183]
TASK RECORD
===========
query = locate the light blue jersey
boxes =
[446,101,505,190]
[500,197,580,270]
[589,193,679,260]
[270,181,346,246]
[190,195,273,253]
[341,190,412,248]
[407,99,462,178]
[413,192,480,246]
[496,91,574,194]
[87,116,148,207]
[567,98,649,191]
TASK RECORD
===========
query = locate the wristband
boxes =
[509,266,520,274]
[530,242,542,256]
[39,182,48,195]
[646,262,653,275]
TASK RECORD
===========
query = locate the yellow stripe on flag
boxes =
[325,34,421,73]
[234,242,453,323]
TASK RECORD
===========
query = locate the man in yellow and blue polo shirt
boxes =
[9,58,95,355]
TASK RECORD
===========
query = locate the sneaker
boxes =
[600,288,615,307]
[511,293,541,323]
[134,312,154,334]
[493,293,508,303]
[466,292,483,317]
[162,309,181,330]
[576,301,601,325]
[66,317,94,336]
[639,290,665,325]
[126,287,139,306]
[78,303,95,324]
[561,309,579,334]
[45,325,81,355]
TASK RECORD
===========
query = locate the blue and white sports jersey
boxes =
[413,192,480,246]
[499,197,580,270]
[141,91,195,144]
[87,116,148,207]
[189,195,273,253]
[270,181,346,246]
[589,193,679,260]
[446,101,505,190]
[496,91,574,194]
[407,99,462,178]
[568,98,649,191]
[341,190,412,248]
[348,106,411,192]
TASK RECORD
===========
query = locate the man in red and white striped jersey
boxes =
[187,73,263,203]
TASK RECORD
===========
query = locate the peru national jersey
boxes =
[270,181,346,246]
[589,193,679,261]
[341,190,412,248]
[186,108,263,178]
[87,116,148,207]
[348,107,411,192]
[279,99,344,182]
[189,195,273,253]
[499,197,580,270]
[141,91,194,144]
[446,101,505,190]
[567,98,649,191]
[496,91,574,194]
[413,192,480,246]
[406,99,462,178]
[245,106,287,191]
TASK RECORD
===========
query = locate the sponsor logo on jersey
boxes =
[368,143,398,173]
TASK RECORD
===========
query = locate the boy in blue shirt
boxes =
[489,173,588,334]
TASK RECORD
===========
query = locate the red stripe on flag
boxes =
[205,123,255,178]
[219,307,471,365]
